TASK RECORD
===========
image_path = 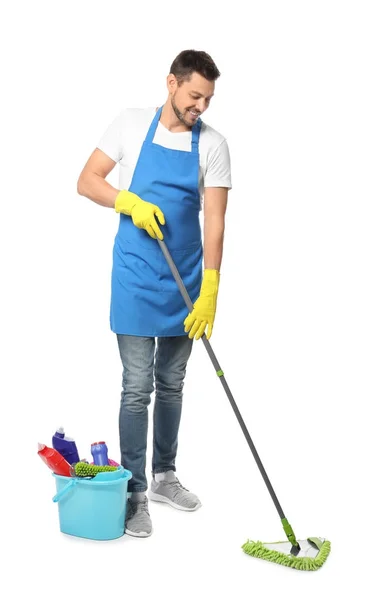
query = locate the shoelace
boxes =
[163,479,189,500]
[128,497,150,516]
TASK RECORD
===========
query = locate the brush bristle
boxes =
[73,462,118,477]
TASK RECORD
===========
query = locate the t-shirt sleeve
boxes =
[96,110,125,163]
[204,138,232,190]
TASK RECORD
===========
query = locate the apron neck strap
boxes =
[145,107,162,143]
[191,118,201,153]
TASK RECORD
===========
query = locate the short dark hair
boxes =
[170,50,220,85]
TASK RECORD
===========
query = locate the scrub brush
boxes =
[70,462,118,478]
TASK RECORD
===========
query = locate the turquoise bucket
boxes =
[52,467,132,540]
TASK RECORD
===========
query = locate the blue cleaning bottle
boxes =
[52,427,80,465]
[91,441,109,466]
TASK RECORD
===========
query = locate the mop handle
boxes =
[157,239,288,522]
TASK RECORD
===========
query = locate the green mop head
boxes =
[242,537,331,571]
[71,462,118,477]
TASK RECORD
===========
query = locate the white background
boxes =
[2,0,378,598]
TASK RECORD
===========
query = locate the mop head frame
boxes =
[242,537,331,571]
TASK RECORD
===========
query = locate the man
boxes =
[77,49,232,537]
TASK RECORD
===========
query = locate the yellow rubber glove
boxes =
[184,269,220,340]
[115,190,165,240]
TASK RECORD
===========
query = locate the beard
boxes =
[171,96,198,128]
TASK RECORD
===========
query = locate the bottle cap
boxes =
[91,441,106,446]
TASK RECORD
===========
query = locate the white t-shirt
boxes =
[97,107,232,203]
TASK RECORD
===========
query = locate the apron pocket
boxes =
[159,242,203,294]
[113,238,162,292]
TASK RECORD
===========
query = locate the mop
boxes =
[157,238,331,571]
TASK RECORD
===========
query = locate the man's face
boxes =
[169,72,215,128]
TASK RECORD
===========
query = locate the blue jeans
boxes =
[117,334,194,492]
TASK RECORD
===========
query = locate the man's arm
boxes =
[183,186,228,339]
[203,186,228,270]
[77,148,119,208]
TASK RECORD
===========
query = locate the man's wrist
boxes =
[203,268,220,279]
[115,190,139,215]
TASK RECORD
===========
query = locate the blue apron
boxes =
[110,106,203,336]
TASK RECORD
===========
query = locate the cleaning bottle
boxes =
[91,441,109,466]
[52,427,80,465]
[37,443,72,476]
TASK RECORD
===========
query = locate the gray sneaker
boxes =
[125,496,152,537]
[149,474,201,511]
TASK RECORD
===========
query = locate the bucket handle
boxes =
[52,478,78,503]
